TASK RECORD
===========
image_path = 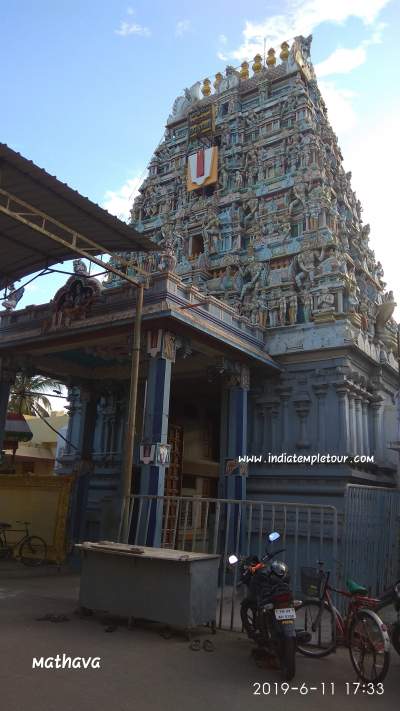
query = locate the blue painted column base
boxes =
[220,372,249,555]
[137,336,174,547]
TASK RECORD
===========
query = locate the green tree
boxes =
[8,374,63,417]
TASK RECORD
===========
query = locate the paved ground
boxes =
[0,562,398,711]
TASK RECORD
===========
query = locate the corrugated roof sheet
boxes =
[0,143,153,289]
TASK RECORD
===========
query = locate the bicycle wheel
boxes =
[19,536,47,566]
[295,599,336,657]
[348,609,390,683]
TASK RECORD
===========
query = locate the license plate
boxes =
[275,607,296,620]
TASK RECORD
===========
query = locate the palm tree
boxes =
[8,374,64,417]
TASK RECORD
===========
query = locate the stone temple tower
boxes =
[106,35,399,506]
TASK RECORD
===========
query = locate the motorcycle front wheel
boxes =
[240,600,257,639]
[278,637,296,681]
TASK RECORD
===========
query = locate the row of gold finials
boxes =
[201,42,290,96]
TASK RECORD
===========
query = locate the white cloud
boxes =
[127,6,134,15]
[217,51,229,62]
[102,175,143,222]
[340,106,400,319]
[115,21,151,37]
[175,19,191,37]
[229,0,390,61]
[218,34,228,45]
[315,46,367,77]
[319,81,358,133]
[315,24,385,78]
[24,282,39,293]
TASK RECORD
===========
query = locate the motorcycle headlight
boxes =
[271,560,288,578]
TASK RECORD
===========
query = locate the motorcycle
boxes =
[376,579,400,655]
[229,531,298,681]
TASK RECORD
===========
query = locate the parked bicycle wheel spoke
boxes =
[296,600,336,657]
[19,536,47,567]
[349,612,390,683]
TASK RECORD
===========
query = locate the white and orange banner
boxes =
[186,146,218,191]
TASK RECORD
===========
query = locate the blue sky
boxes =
[1,0,400,316]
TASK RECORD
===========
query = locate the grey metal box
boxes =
[76,543,220,631]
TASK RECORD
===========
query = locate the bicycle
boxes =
[0,521,47,566]
[295,561,391,683]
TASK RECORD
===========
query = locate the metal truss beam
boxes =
[0,187,149,286]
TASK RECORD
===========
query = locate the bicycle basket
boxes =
[300,567,325,598]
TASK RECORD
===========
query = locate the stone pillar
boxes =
[253,406,264,452]
[271,405,280,454]
[221,366,249,552]
[68,386,98,543]
[64,386,84,458]
[313,385,329,452]
[294,395,311,449]
[262,405,272,454]
[224,366,249,501]
[362,400,370,455]
[371,400,384,463]
[348,393,357,453]
[355,396,364,454]
[279,390,291,452]
[139,331,175,547]
[0,357,15,453]
[336,386,350,454]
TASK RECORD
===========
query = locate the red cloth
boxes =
[196,149,204,177]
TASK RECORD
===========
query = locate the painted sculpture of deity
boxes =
[203,208,220,254]
[239,256,263,302]
[301,291,313,322]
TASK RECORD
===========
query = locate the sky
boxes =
[1,0,400,405]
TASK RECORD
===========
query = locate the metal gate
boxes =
[341,484,400,597]
[118,495,339,631]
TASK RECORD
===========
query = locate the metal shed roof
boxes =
[0,143,151,290]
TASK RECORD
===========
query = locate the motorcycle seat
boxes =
[346,578,368,595]
[0,522,11,529]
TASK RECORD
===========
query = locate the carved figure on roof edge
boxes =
[1,284,25,312]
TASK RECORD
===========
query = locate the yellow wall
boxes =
[0,475,73,563]
[10,412,68,476]
[12,459,54,476]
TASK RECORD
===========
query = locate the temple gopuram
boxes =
[0,36,398,545]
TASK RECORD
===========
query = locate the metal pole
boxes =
[120,283,144,542]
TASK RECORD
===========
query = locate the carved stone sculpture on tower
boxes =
[203,208,220,254]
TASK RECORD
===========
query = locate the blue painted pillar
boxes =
[139,330,175,547]
[219,365,249,553]
[66,387,97,543]
[0,383,11,454]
